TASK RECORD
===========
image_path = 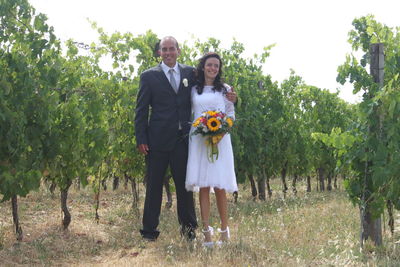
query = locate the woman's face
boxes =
[203,57,220,81]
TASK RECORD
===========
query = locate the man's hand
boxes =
[226,86,237,103]
[138,144,149,155]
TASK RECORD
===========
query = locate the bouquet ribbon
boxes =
[205,134,223,162]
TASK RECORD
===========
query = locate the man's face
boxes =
[159,38,180,68]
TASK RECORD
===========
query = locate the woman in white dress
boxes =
[185,52,237,247]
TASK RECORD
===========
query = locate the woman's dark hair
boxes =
[195,52,226,95]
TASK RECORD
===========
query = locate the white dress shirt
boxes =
[161,61,181,87]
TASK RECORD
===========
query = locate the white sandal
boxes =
[216,227,230,246]
[202,226,214,248]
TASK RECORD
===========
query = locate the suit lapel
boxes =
[177,64,190,94]
[154,64,169,84]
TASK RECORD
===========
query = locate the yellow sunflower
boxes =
[226,117,233,128]
[207,111,217,116]
[207,117,221,131]
[192,118,201,127]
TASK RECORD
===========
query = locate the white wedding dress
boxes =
[185,84,238,193]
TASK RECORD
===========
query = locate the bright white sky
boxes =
[30,0,400,103]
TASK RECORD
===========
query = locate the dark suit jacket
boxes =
[135,63,195,152]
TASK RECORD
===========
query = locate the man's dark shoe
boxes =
[181,227,196,241]
[140,229,159,241]
[142,236,157,242]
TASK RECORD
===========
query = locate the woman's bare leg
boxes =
[199,187,212,242]
[214,187,229,241]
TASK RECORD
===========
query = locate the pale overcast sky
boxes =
[29,0,400,103]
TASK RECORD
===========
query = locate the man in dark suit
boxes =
[135,36,197,241]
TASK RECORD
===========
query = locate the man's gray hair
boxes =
[159,36,180,50]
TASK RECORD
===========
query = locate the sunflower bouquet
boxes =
[191,110,234,162]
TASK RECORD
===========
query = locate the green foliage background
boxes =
[1,0,399,241]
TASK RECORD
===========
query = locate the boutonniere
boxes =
[182,78,188,87]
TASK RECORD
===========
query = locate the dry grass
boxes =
[0,180,399,266]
